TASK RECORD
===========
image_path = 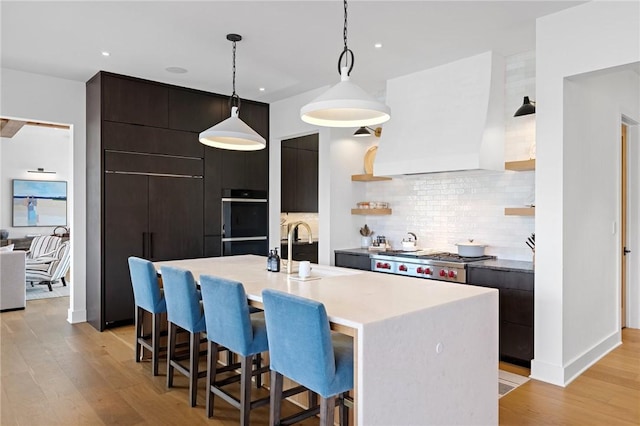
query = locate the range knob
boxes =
[399,264,408,272]
[416,267,423,274]
[376,262,383,268]
[384,263,391,269]
[424,268,432,275]
[439,270,446,277]
[448,270,456,278]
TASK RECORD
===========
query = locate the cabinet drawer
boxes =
[500,288,534,326]
[105,151,203,176]
[500,321,534,362]
[103,121,203,158]
[102,74,168,127]
[335,252,371,271]
[467,267,534,291]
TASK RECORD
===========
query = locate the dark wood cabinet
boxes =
[168,87,226,133]
[102,74,169,128]
[281,134,318,212]
[335,252,371,271]
[467,266,534,366]
[281,242,318,264]
[87,71,268,331]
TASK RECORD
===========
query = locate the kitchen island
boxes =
[155,255,498,425]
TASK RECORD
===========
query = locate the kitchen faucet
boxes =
[285,221,313,274]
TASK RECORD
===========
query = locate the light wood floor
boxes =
[2,297,639,425]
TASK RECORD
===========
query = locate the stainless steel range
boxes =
[370,251,495,284]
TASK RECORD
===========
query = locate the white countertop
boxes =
[156,254,495,331]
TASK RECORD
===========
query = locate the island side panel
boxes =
[358,289,498,425]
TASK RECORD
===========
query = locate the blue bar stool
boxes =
[200,275,271,425]
[161,266,207,407]
[262,289,354,426]
[127,257,167,376]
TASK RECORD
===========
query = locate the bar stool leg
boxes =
[339,392,349,426]
[135,306,143,362]
[206,341,219,418]
[320,395,336,426]
[189,331,200,407]
[167,322,177,388]
[269,370,283,426]
[240,355,252,426]
[151,312,161,376]
[255,352,262,388]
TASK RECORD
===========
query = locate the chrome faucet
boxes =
[285,221,313,274]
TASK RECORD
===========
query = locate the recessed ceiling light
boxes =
[165,66,188,74]
[374,43,382,49]
[259,87,265,92]
[101,51,110,56]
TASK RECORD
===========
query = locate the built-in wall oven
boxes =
[221,189,268,256]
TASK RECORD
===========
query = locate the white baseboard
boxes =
[531,330,621,386]
[67,308,87,324]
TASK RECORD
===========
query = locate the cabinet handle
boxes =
[149,232,154,260]
[142,232,148,258]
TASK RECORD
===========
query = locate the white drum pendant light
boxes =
[199,34,266,151]
[300,0,390,127]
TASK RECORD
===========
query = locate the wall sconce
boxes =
[514,96,536,117]
[353,126,382,138]
[27,167,56,174]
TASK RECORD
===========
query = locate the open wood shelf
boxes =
[505,159,536,171]
[351,208,392,215]
[351,174,392,182]
[505,207,535,216]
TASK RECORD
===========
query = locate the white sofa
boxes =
[0,250,26,311]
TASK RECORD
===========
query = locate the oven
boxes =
[370,252,494,284]
[221,189,268,256]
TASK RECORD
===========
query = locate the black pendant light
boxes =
[199,34,266,151]
[514,96,536,117]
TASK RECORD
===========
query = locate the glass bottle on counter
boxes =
[267,249,273,271]
[271,248,281,272]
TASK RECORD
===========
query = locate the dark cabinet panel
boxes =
[280,146,297,212]
[104,173,148,326]
[335,252,371,271]
[281,134,318,212]
[204,147,222,235]
[168,88,226,133]
[221,150,247,189]
[104,151,203,176]
[281,242,318,263]
[500,288,534,326]
[500,321,534,362]
[102,121,203,158]
[148,176,203,261]
[204,235,222,257]
[102,74,168,127]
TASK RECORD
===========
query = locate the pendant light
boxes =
[300,0,391,127]
[514,96,536,117]
[199,34,266,151]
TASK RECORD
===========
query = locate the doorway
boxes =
[621,123,628,328]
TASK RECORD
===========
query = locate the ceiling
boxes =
[1,1,586,104]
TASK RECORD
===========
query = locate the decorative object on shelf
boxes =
[52,226,70,238]
[199,34,266,151]
[0,229,8,239]
[354,126,382,138]
[363,145,378,174]
[300,0,390,127]
[514,96,536,117]
[359,224,374,248]
[27,167,56,174]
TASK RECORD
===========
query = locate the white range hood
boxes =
[374,51,505,176]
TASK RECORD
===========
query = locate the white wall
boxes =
[1,126,71,237]
[534,0,640,386]
[363,52,536,259]
[0,68,87,324]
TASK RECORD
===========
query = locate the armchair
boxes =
[26,241,70,291]
[25,235,62,262]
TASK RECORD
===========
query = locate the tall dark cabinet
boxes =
[87,72,269,330]
[281,133,318,212]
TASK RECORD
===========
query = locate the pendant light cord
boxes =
[337,0,354,76]
[230,38,241,111]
